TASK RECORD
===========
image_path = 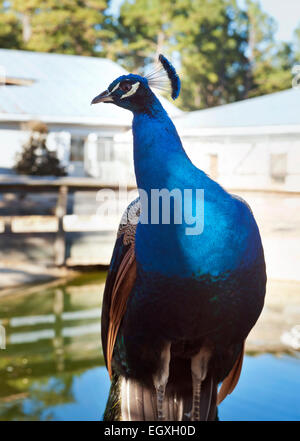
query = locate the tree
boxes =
[293,24,300,62]
[245,0,294,97]
[175,0,251,110]
[107,0,252,110]
[108,0,296,109]
[0,1,22,49]
[0,0,297,110]
[14,122,66,176]
[2,0,111,55]
[103,0,176,72]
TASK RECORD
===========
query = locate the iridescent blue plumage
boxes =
[158,54,181,99]
[92,56,266,421]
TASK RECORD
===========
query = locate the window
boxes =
[96,137,114,162]
[270,153,287,183]
[70,136,85,162]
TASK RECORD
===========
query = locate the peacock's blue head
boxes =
[91,54,180,113]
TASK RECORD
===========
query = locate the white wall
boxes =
[0,129,29,169]
[85,131,136,185]
[2,125,300,192]
[107,128,300,191]
[181,132,300,192]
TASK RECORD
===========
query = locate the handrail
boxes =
[0,178,137,266]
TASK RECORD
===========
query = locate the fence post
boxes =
[4,217,12,234]
[54,185,68,266]
[0,325,6,350]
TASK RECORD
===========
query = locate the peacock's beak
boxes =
[91,90,113,104]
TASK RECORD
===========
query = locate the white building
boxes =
[113,88,300,191]
[0,49,181,182]
[0,49,299,192]
[174,88,300,192]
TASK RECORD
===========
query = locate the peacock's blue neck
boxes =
[132,98,210,277]
[132,97,199,192]
[131,97,258,279]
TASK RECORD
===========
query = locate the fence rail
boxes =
[0,177,136,267]
[1,176,300,267]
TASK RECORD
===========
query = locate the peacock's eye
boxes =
[119,81,132,93]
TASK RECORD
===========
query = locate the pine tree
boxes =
[246,0,294,97]
[0,1,22,49]
[108,0,296,109]
[0,0,297,110]
[175,0,251,110]
[103,0,175,72]
[3,0,111,55]
[14,122,66,177]
[107,0,252,110]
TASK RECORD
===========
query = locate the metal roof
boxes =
[175,88,300,129]
[0,49,182,125]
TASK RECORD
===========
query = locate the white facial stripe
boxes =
[121,82,140,99]
[109,82,120,95]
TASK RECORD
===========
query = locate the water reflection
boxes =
[0,273,300,421]
[0,272,108,421]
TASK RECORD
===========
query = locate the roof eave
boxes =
[176,124,300,136]
[0,113,131,128]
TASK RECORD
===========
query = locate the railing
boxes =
[1,176,299,267]
[0,177,136,267]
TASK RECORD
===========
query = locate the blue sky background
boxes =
[109,0,300,43]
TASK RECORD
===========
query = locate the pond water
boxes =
[0,273,299,421]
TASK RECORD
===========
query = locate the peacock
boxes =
[91,55,266,421]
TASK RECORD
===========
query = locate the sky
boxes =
[249,0,300,42]
[109,0,300,43]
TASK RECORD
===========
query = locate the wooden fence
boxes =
[0,177,136,267]
[1,176,300,267]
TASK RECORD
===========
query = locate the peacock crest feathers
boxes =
[145,54,181,100]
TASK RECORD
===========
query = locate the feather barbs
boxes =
[107,244,137,379]
[145,54,181,100]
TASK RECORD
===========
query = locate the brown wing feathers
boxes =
[105,199,140,378]
[106,244,136,378]
[217,342,245,405]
